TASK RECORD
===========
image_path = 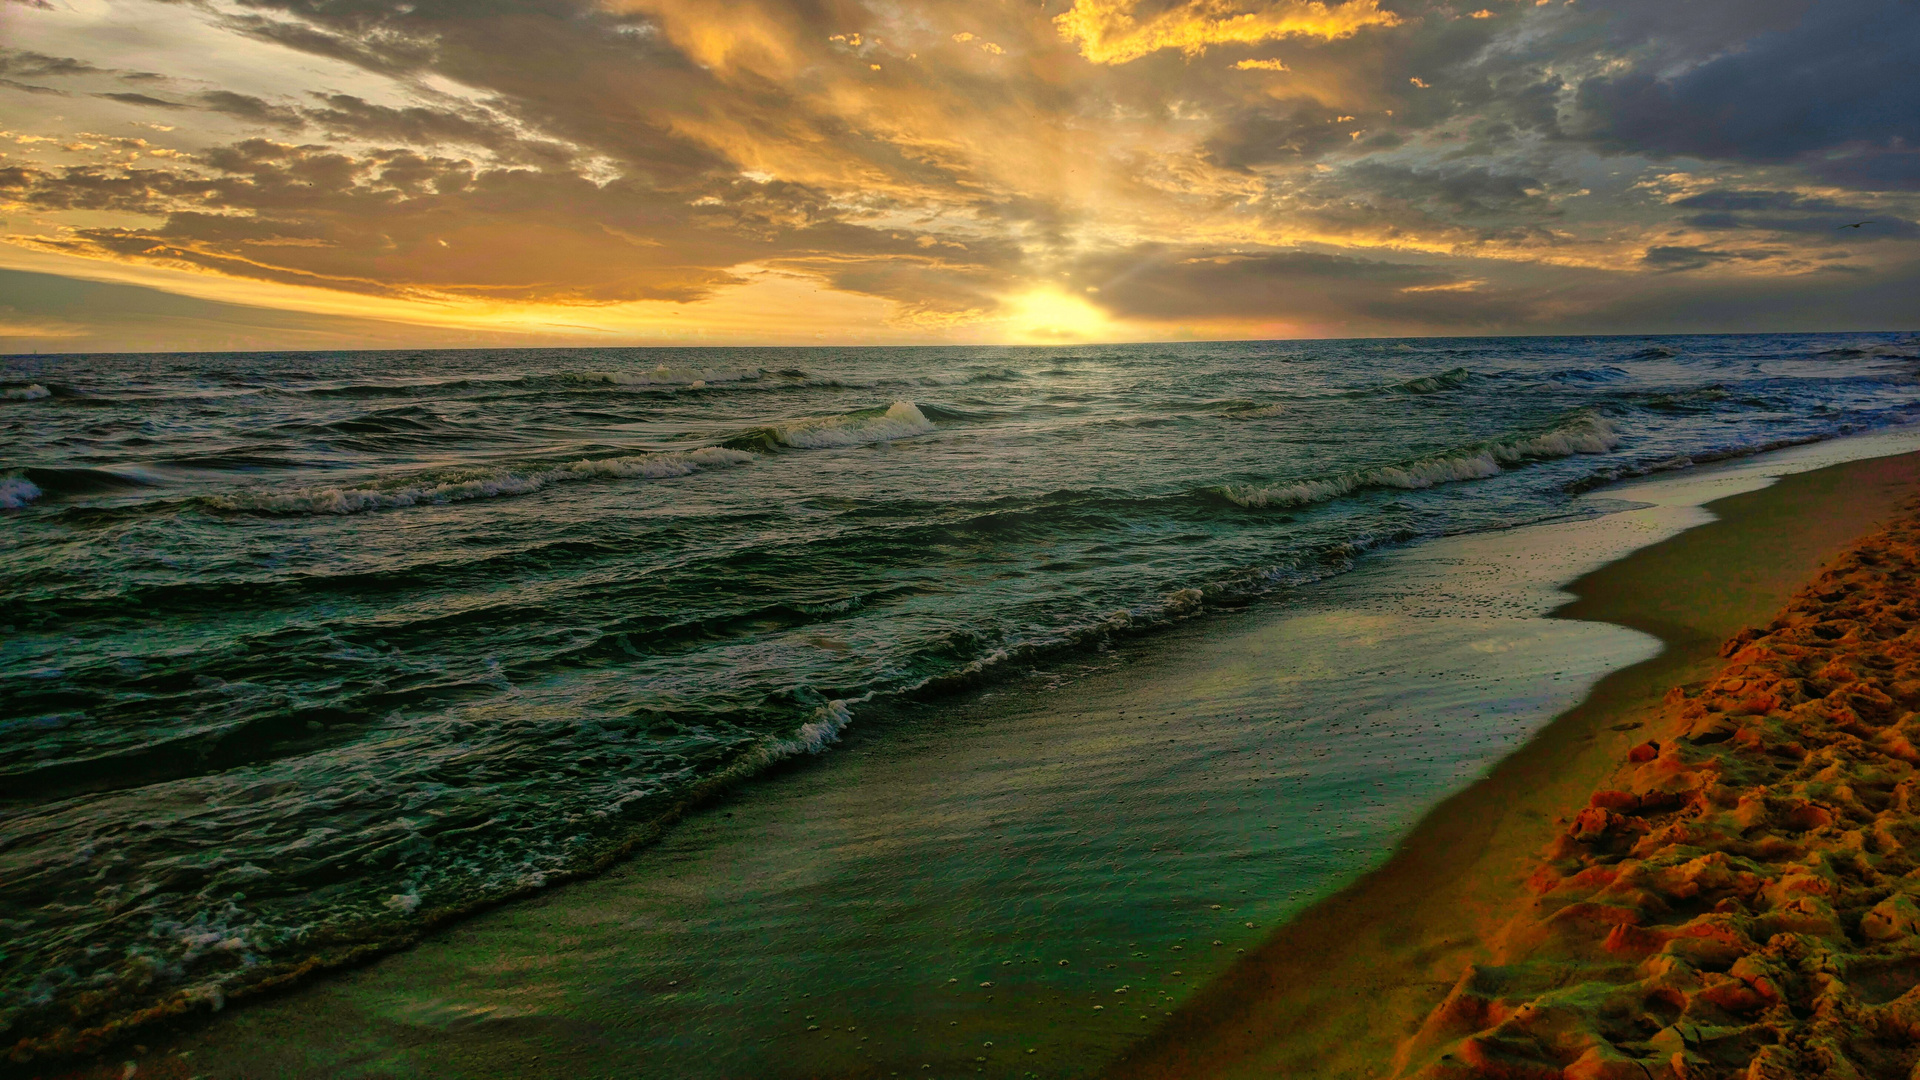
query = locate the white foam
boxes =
[725,699,859,775]
[561,446,754,479]
[776,700,855,755]
[4,384,49,401]
[211,446,753,516]
[0,477,42,508]
[1224,413,1620,508]
[772,401,935,449]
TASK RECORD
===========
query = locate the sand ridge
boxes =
[1398,504,1920,1079]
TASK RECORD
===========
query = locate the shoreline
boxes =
[23,436,1920,1080]
[1104,449,1920,1079]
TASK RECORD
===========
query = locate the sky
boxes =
[0,0,1916,351]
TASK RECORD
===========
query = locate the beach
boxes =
[1110,446,1920,1078]
[22,430,1920,1079]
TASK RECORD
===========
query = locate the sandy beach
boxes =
[1108,450,1920,1079]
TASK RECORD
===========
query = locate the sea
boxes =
[2,332,1918,1061]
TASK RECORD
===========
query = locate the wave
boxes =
[1228,403,1289,419]
[0,477,42,508]
[295,378,525,399]
[577,366,765,388]
[1562,410,1920,493]
[4,383,50,401]
[732,401,935,450]
[1624,345,1679,360]
[1197,398,1289,419]
[1366,367,1478,395]
[206,446,753,516]
[21,466,158,496]
[1818,343,1920,360]
[1543,365,1631,383]
[1219,412,1621,508]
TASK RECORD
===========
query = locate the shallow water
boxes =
[2,333,1918,1050]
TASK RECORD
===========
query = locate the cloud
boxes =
[1070,245,1527,328]
[0,0,1916,342]
[0,50,102,78]
[0,78,67,96]
[1640,245,1776,272]
[0,266,554,351]
[1344,162,1556,218]
[197,91,306,129]
[1053,0,1400,65]
[101,91,189,109]
[2,137,1016,310]
[1669,189,1920,239]
[1573,0,1920,188]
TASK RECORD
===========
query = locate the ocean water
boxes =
[2,332,1917,1053]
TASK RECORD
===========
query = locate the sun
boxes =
[1003,288,1116,342]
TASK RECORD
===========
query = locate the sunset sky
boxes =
[0,0,1915,351]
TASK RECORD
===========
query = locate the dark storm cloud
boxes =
[1342,163,1554,219]
[1203,104,1355,170]
[1665,190,1920,240]
[1573,0,1920,188]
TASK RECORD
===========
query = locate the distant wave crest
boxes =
[207,446,753,516]
[1358,367,1481,396]
[579,366,765,388]
[734,401,936,450]
[1220,412,1620,509]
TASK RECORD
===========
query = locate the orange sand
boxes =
[1397,501,1920,1076]
[1108,451,1920,1080]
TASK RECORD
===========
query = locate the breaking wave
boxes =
[0,477,42,508]
[1363,367,1480,396]
[4,383,50,401]
[1219,412,1621,508]
[207,446,753,516]
[734,401,936,450]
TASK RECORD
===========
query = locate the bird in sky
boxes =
[1839,221,1874,229]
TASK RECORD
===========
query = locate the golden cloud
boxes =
[1053,0,1400,65]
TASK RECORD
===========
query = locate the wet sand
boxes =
[1106,450,1920,1080]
